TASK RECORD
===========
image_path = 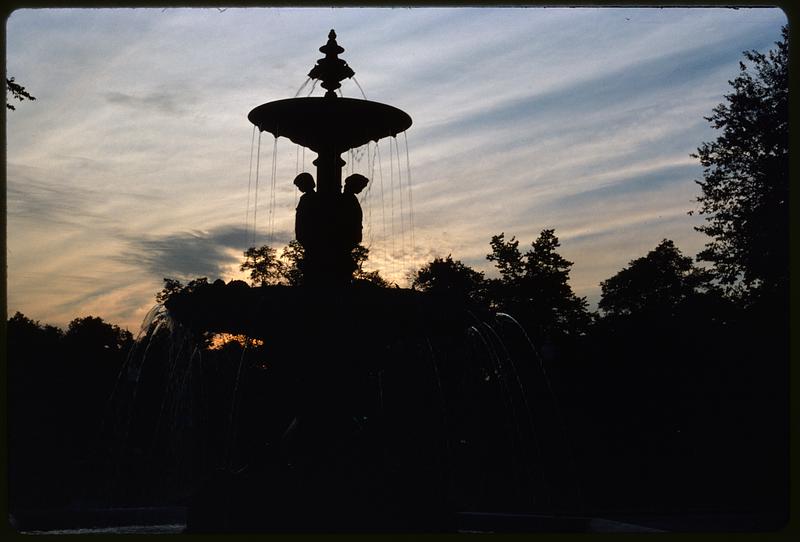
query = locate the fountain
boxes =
[115,31,580,533]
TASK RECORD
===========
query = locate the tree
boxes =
[156,278,185,303]
[276,241,387,286]
[6,312,64,374]
[351,244,390,287]
[411,254,487,304]
[240,245,285,286]
[64,315,134,353]
[6,77,36,110]
[280,240,306,286]
[487,229,590,340]
[7,313,70,509]
[7,311,63,346]
[691,26,788,300]
[598,239,714,318]
[355,268,390,288]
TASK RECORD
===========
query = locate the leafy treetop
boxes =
[487,229,590,339]
[411,254,487,304]
[599,239,713,318]
[691,25,788,300]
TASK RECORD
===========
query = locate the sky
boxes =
[5,6,788,332]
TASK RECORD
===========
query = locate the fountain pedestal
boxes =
[312,151,345,195]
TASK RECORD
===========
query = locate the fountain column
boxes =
[313,146,345,196]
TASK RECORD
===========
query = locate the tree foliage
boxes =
[156,278,185,303]
[411,254,487,304]
[156,277,210,303]
[691,26,788,299]
[599,239,714,318]
[351,244,390,287]
[240,245,285,286]
[64,315,134,352]
[6,77,36,110]
[6,312,64,369]
[278,241,389,287]
[280,240,306,286]
[487,229,590,339]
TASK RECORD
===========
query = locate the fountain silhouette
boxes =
[109,31,580,533]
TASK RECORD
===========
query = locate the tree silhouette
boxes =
[411,254,487,304]
[351,244,390,286]
[7,313,134,511]
[691,25,788,300]
[156,277,185,303]
[598,239,714,318]
[247,241,388,287]
[156,277,211,305]
[64,315,134,353]
[487,229,590,341]
[241,245,285,286]
[7,311,63,347]
[687,31,790,517]
[280,240,306,286]
[6,77,36,110]
[7,313,70,509]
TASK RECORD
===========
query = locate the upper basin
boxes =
[248,97,412,153]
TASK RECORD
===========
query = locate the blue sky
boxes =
[5,7,787,331]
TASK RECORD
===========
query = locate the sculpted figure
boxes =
[341,174,368,247]
[293,171,370,285]
[293,172,318,248]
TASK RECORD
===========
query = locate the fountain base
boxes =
[164,280,482,343]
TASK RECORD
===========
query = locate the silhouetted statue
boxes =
[293,171,371,286]
[294,172,318,247]
[341,173,368,246]
[327,173,369,281]
[293,172,324,283]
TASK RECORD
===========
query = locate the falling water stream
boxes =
[293,77,312,98]
[252,131,262,247]
[352,76,368,100]
[403,132,415,256]
[268,136,278,244]
[245,126,256,247]
[394,137,406,267]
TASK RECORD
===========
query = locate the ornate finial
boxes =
[308,29,354,98]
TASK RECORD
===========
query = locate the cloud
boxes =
[411,34,746,150]
[104,89,190,115]
[6,162,166,232]
[117,224,293,281]
[549,162,701,209]
[8,177,102,228]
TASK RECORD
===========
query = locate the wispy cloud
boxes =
[116,224,291,281]
[104,88,192,115]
